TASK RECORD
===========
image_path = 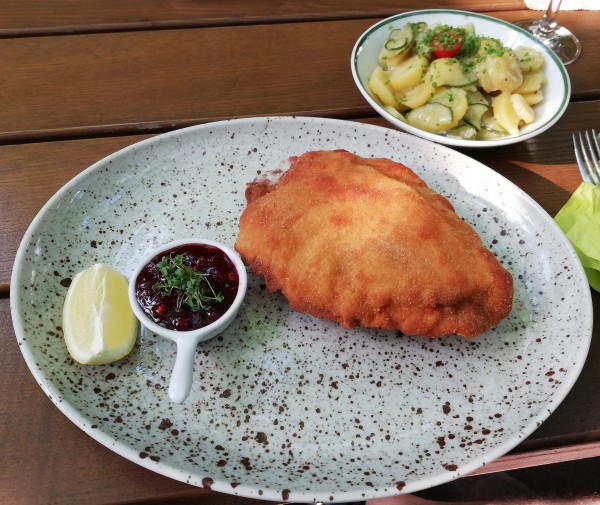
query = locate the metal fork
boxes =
[573,129,600,184]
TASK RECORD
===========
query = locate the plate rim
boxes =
[10,116,593,502]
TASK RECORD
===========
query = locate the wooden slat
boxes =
[471,441,600,476]
[4,5,600,504]
[0,134,153,293]
[0,20,364,142]
[0,0,526,36]
[1,13,599,144]
[2,99,599,292]
[0,301,272,505]
[3,290,600,503]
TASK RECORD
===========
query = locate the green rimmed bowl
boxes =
[351,9,570,148]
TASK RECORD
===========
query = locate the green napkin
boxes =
[555,182,600,292]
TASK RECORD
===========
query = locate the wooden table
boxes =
[1,2,599,504]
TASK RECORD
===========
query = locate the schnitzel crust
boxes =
[235,150,513,338]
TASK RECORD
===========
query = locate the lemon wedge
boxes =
[62,263,138,365]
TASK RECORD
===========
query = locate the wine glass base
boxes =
[515,19,581,65]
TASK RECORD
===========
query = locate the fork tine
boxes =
[588,129,600,177]
[585,129,600,183]
[573,132,591,183]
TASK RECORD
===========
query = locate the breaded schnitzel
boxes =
[235,150,513,338]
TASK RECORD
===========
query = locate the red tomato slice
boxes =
[430,31,463,59]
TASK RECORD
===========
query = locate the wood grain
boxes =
[0,0,525,36]
[0,134,154,293]
[0,302,271,505]
[3,99,598,291]
[3,3,600,504]
[1,12,599,143]
[3,284,599,504]
[471,440,600,476]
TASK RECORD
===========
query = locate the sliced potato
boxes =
[397,81,436,109]
[385,51,413,70]
[476,37,504,57]
[383,104,408,122]
[476,54,523,93]
[368,66,398,108]
[510,93,535,124]
[514,69,545,94]
[389,54,429,91]
[522,89,544,106]
[379,48,412,70]
[425,58,476,87]
[369,21,548,142]
[514,46,545,73]
[491,91,520,135]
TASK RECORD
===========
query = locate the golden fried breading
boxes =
[235,150,513,338]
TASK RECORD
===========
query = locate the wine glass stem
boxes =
[536,0,563,36]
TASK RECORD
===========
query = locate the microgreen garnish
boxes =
[417,24,480,59]
[153,254,224,312]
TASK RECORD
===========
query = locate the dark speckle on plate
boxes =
[11,117,592,503]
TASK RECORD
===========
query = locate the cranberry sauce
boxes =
[135,243,239,331]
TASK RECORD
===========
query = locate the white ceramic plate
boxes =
[351,9,571,148]
[11,117,591,502]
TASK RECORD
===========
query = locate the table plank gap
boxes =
[0,1,527,37]
[0,15,598,144]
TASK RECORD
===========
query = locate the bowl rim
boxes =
[127,238,248,341]
[350,8,571,148]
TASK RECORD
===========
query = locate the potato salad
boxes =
[369,22,546,140]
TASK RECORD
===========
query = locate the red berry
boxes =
[175,317,189,330]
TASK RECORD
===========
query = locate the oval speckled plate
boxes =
[11,117,592,503]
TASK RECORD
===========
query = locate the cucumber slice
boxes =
[466,89,491,107]
[406,103,453,133]
[411,22,428,32]
[461,22,475,35]
[429,88,464,105]
[463,103,489,131]
[429,87,468,126]
[385,24,413,51]
[383,105,407,123]
[480,109,509,134]
[410,22,428,39]
[412,22,429,50]
[445,124,478,140]
[477,128,508,140]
